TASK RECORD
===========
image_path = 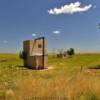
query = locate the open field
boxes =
[0,53,100,100]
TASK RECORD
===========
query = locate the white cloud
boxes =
[32,33,36,37]
[53,31,60,34]
[48,1,92,15]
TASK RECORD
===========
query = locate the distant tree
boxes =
[67,48,75,56]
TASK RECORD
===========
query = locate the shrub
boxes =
[67,48,75,56]
[19,51,27,60]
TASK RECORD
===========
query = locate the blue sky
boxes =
[0,0,100,53]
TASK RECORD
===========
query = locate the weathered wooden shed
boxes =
[23,37,47,69]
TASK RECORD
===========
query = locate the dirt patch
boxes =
[38,66,54,71]
[88,65,100,69]
[84,68,100,76]
[0,59,7,62]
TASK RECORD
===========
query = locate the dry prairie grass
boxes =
[0,53,100,100]
[12,71,100,100]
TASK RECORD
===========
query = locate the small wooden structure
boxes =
[23,37,47,69]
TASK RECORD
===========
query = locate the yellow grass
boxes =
[0,53,100,100]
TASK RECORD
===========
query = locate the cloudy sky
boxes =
[0,0,100,53]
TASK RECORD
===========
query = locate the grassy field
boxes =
[0,53,100,100]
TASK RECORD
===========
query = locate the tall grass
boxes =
[0,53,100,100]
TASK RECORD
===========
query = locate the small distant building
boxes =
[57,51,68,58]
[23,37,47,69]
